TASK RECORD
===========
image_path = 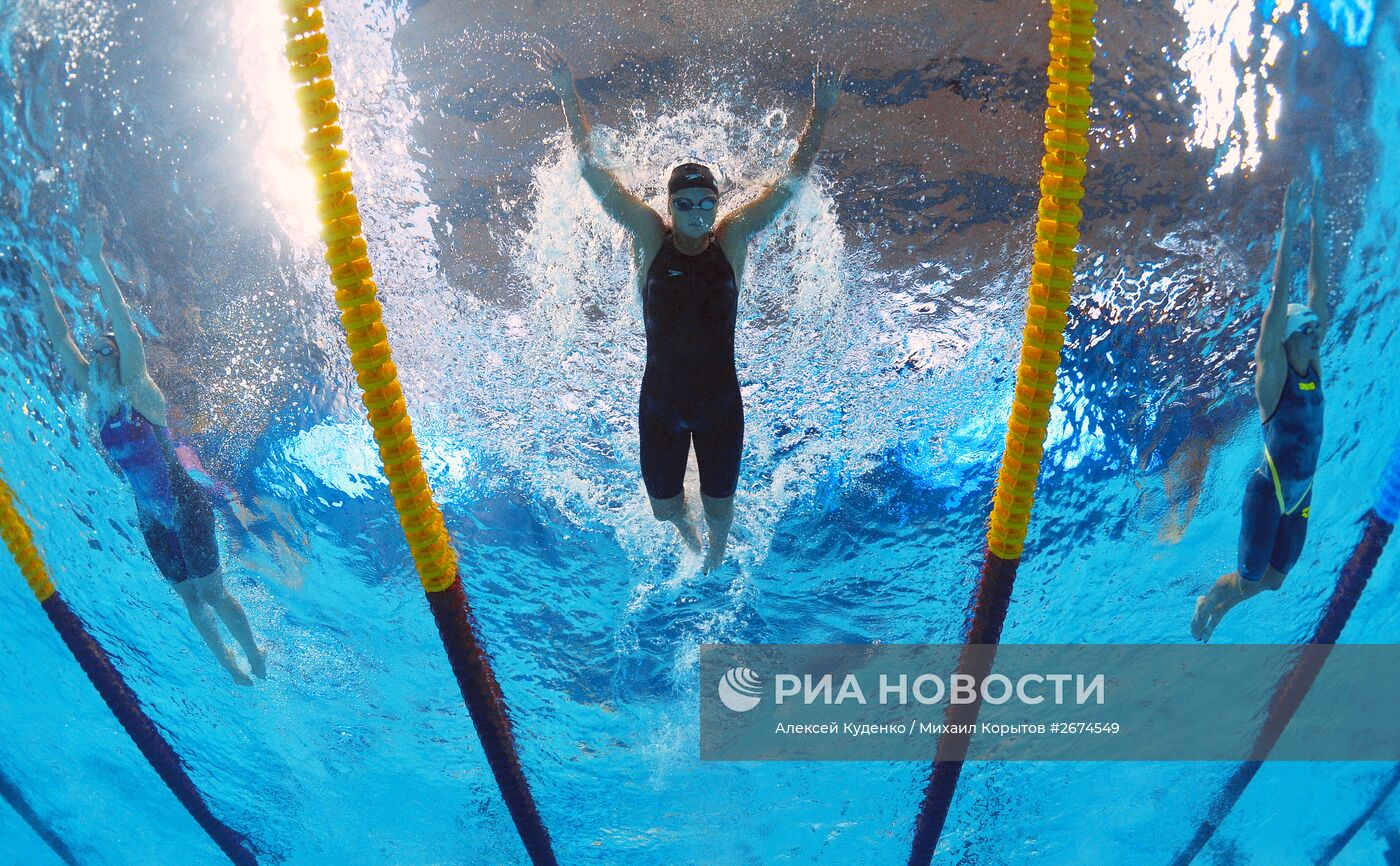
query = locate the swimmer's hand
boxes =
[1281,177,1309,226]
[529,39,574,98]
[79,214,105,262]
[813,60,846,113]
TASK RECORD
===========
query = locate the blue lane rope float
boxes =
[906,1,1097,862]
[0,475,258,866]
[277,3,557,863]
[0,764,79,866]
[1170,434,1400,866]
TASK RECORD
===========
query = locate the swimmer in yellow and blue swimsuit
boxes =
[1192,179,1332,641]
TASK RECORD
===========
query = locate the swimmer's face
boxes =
[669,187,717,238]
[89,336,120,385]
[1285,322,1320,361]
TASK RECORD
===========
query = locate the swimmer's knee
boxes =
[1231,570,1267,598]
[649,494,684,521]
[191,569,226,603]
[1261,566,1287,591]
[173,579,201,606]
[701,494,734,521]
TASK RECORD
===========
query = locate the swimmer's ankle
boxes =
[250,647,268,678]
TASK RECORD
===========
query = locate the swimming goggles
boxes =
[672,197,717,212]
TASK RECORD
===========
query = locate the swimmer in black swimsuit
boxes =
[535,43,843,571]
[30,215,267,683]
[1191,180,1331,641]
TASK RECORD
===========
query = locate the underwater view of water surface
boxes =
[1,0,1399,863]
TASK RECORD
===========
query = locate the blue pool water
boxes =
[1,0,1398,863]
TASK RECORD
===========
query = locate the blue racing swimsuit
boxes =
[639,232,743,500]
[99,405,220,583]
[1237,363,1323,581]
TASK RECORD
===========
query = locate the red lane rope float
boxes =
[1170,435,1400,866]
[278,4,557,863]
[0,476,258,866]
[906,2,1097,863]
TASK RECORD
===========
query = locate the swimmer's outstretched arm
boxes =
[27,250,90,383]
[80,216,155,391]
[1256,180,1306,413]
[717,62,844,246]
[533,42,663,242]
[1307,184,1332,342]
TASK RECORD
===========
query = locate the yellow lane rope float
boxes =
[987,0,1096,560]
[280,0,456,593]
[0,477,55,602]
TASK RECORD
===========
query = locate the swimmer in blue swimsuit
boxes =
[30,215,267,683]
[1191,180,1331,641]
[535,43,843,571]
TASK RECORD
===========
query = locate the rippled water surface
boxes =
[1,0,1398,863]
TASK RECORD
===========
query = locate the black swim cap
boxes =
[667,162,718,195]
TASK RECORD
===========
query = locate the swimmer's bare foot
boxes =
[1158,517,1187,546]
[1190,595,1212,642]
[222,653,253,685]
[215,649,254,685]
[700,494,734,574]
[701,538,728,574]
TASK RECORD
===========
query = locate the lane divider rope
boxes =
[278,4,558,863]
[907,2,1097,862]
[0,476,257,865]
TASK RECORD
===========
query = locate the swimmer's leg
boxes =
[192,570,267,679]
[1192,469,1279,641]
[649,493,702,552]
[176,475,266,678]
[640,393,700,552]
[700,493,734,574]
[1161,436,1212,544]
[173,575,252,684]
[694,388,743,573]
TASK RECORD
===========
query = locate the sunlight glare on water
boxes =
[1172,0,1300,178]
[230,0,321,246]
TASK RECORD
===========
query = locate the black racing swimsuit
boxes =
[1237,363,1323,581]
[639,232,743,500]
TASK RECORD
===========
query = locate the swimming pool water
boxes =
[1,0,1398,863]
